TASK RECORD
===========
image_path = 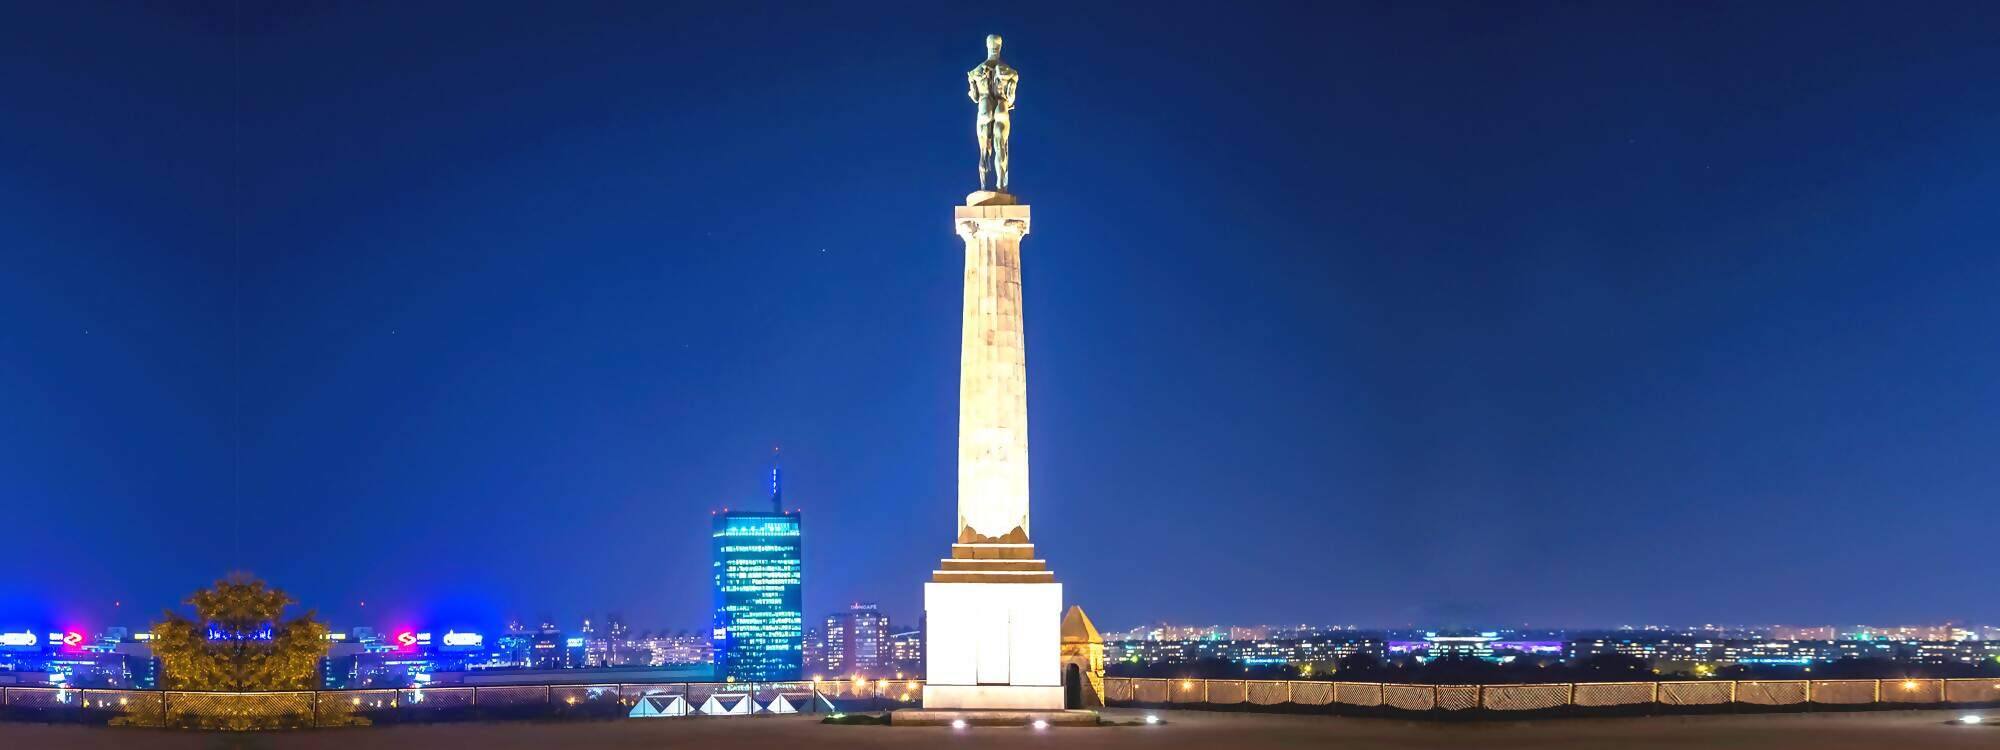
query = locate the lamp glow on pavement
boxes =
[1961,715,1984,725]
[1145,714,1161,725]
[952,719,967,729]
[1032,719,1049,730]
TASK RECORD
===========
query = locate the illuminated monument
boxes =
[914,34,1072,717]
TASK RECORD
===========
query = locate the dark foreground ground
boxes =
[0,708,1993,749]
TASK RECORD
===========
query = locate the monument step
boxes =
[950,543,1037,560]
[939,558,1047,571]
[930,570,1057,583]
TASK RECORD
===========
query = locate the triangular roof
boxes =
[1061,605,1102,644]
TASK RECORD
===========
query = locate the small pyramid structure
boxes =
[763,694,800,714]
[699,693,755,716]
[629,693,690,718]
[1061,605,1102,645]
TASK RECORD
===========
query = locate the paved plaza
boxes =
[1,708,1994,749]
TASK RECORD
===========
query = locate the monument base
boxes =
[920,684,1063,710]
[890,708,1099,727]
[923,546,1063,711]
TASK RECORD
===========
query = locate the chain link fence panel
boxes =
[1435,686,1478,711]
[1658,681,1732,705]
[1335,682,1384,707]
[1733,681,1807,705]
[1205,680,1247,705]
[1880,679,1942,703]
[1103,677,1136,703]
[1945,679,2000,704]
[1573,682,1652,707]
[1809,680,1875,704]
[1247,681,1289,705]
[1289,681,1334,706]
[1481,684,1568,711]
[1382,684,1435,711]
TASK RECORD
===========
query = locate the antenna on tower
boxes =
[770,444,783,512]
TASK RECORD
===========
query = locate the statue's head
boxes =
[985,34,1003,57]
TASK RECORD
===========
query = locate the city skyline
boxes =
[6,1,2000,637]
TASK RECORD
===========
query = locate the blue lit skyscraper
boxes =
[711,459,803,681]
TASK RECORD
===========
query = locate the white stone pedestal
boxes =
[921,579,1063,709]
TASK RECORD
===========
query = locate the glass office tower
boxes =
[712,508,803,681]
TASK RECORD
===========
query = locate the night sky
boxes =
[4,2,1998,636]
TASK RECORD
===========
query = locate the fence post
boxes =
[471,686,478,708]
[1727,681,1737,705]
[1566,682,1576,707]
[1804,679,1812,704]
[1872,680,1880,704]
[1939,679,1948,704]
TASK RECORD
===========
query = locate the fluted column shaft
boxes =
[954,205,1032,544]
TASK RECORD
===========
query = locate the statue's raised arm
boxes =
[968,34,1019,193]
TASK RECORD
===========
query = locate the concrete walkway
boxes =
[0,707,1991,748]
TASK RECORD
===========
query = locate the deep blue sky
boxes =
[4,1,1998,635]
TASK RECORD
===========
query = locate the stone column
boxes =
[922,198,1063,713]
[954,202,1033,545]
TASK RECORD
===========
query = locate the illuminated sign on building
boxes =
[0,631,38,648]
[441,631,483,649]
[205,623,275,642]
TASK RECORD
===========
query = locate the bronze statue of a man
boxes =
[968,34,1019,192]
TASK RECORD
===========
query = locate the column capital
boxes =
[954,203,1031,241]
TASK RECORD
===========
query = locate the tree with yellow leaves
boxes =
[150,574,330,691]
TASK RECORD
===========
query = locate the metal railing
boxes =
[1105,677,2000,713]
[0,678,923,729]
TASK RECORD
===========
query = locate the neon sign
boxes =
[42,631,86,652]
[441,631,483,648]
[205,623,275,642]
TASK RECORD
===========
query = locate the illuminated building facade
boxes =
[888,628,925,675]
[1419,632,1503,663]
[822,602,890,677]
[712,467,803,682]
